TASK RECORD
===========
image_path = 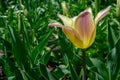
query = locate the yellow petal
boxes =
[75,8,95,47]
[95,6,111,25]
[62,26,84,48]
[87,29,96,48]
[58,14,73,28]
[61,1,69,16]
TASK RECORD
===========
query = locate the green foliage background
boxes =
[0,0,120,80]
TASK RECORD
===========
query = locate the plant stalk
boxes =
[95,0,100,15]
[117,0,120,21]
[82,49,86,80]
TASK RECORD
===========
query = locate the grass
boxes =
[0,0,120,80]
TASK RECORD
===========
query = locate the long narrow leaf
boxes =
[31,29,53,63]
[69,61,79,80]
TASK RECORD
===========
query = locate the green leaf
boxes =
[7,25,27,69]
[40,52,50,65]
[52,67,64,79]
[90,58,109,80]
[39,63,49,80]
[69,61,79,80]
[108,21,117,50]
[39,63,55,80]
[20,15,31,53]
[107,38,120,80]
[31,29,53,63]
[7,25,37,79]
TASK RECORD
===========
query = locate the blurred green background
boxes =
[0,0,120,80]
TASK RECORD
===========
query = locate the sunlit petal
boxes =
[95,6,111,25]
[62,26,83,48]
[87,29,96,48]
[75,9,95,47]
[58,14,73,28]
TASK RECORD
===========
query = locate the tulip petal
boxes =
[48,22,63,28]
[58,14,74,28]
[49,22,84,48]
[75,8,95,47]
[95,6,111,25]
[62,26,84,48]
[87,29,96,48]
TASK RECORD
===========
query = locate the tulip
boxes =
[49,6,111,49]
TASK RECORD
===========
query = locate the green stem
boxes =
[82,49,86,80]
[95,0,100,15]
[117,0,120,21]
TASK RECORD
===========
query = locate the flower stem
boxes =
[82,49,86,80]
